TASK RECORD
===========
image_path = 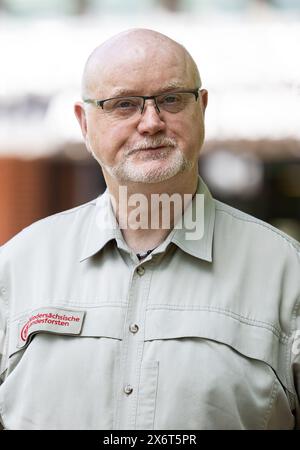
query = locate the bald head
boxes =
[81,28,201,99]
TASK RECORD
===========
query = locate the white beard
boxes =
[89,137,194,184]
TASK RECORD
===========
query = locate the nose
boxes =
[137,101,166,135]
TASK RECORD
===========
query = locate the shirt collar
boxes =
[166,177,215,262]
[80,176,215,263]
[79,190,122,262]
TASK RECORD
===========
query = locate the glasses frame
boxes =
[83,88,200,115]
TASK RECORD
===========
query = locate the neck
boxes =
[104,169,199,253]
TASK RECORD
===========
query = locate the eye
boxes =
[160,94,181,104]
[103,97,142,116]
[114,98,139,109]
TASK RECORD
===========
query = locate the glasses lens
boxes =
[103,97,142,118]
[157,92,195,113]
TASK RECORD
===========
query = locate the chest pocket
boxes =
[142,308,295,430]
[1,305,126,430]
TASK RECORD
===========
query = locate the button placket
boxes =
[116,261,153,429]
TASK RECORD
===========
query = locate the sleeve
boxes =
[292,307,300,428]
[0,247,8,384]
[291,249,300,429]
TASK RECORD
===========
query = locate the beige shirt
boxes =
[0,177,299,430]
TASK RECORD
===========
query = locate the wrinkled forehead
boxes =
[83,36,199,98]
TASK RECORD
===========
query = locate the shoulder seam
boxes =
[0,199,98,250]
[27,198,97,225]
[54,199,97,218]
[215,202,300,252]
[25,199,98,230]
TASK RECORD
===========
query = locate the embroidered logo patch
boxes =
[18,307,85,347]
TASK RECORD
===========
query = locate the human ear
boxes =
[200,89,208,114]
[74,102,88,138]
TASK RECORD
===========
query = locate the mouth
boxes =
[136,145,173,152]
[126,141,176,156]
[140,146,165,151]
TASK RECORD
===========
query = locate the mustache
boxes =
[125,137,177,155]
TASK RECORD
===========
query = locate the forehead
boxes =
[88,43,196,98]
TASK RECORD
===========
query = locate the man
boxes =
[0,29,299,430]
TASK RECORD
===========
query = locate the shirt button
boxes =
[129,323,139,334]
[137,266,145,276]
[124,384,133,395]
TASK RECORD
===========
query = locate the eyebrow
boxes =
[108,82,188,98]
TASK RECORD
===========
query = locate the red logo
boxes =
[21,321,31,342]
[20,312,81,342]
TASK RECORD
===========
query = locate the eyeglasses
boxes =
[83,89,200,119]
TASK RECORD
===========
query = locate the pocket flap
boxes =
[9,305,125,356]
[18,307,85,349]
[145,308,290,391]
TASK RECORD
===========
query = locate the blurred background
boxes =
[1,0,300,245]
